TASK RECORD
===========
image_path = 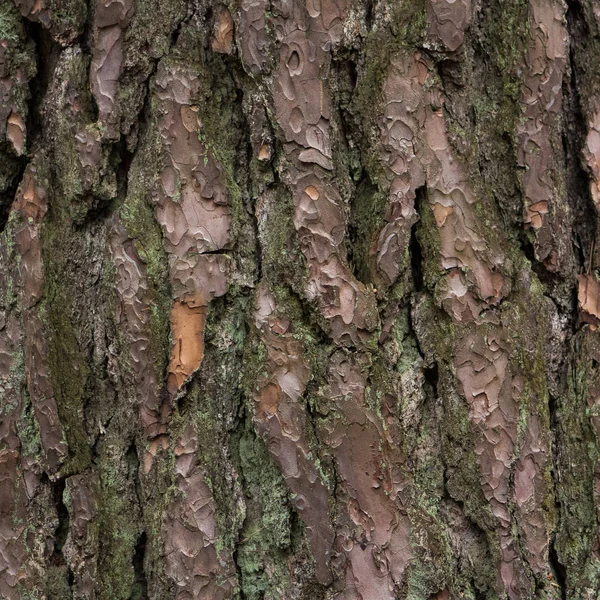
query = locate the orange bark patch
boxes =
[7,113,25,156]
[167,301,207,394]
[258,144,271,161]
[304,185,319,200]
[14,170,46,223]
[431,202,453,227]
[256,382,281,419]
[211,6,234,54]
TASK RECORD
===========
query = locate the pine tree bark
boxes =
[1,0,600,598]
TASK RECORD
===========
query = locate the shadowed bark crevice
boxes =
[410,185,427,294]
[549,537,567,599]
[51,477,69,557]
[564,0,597,273]
[130,533,149,600]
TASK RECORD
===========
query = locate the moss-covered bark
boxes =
[2,0,600,598]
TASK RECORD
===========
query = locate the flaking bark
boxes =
[2,0,600,598]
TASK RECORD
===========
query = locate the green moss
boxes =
[48,0,87,40]
[0,3,21,43]
[552,331,600,593]
[27,151,89,475]
[234,425,293,599]
[0,2,36,152]
[17,393,42,458]
[258,184,307,296]
[416,192,446,299]
[482,0,530,106]
[51,55,90,202]
[96,440,141,600]
[347,180,389,285]
[41,266,91,474]
[44,565,70,599]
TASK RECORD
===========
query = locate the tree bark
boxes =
[1,0,600,598]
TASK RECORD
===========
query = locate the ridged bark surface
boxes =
[1,0,600,598]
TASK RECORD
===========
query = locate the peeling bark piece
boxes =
[257,143,271,161]
[170,254,230,307]
[584,105,600,208]
[240,0,268,73]
[167,301,207,395]
[110,219,165,439]
[63,474,100,598]
[152,61,232,397]
[90,0,135,137]
[0,449,30,600]
[455,329,531,597]
[163,423,237,599]
[13,0,51,29]
[272,0,378,345]
[374,55,426,288]
[252,283,335,585]
[513,414,550,574]
[154,62,232,262]
[427,0,471,52]
[376,52,505,318]
[578,274,600,328]
[379,44,556,585]
[321,351,411,599]
[516,0,568,269]
[212,5,234,54]
[13,165,67,472]
[0,203,35,600]
[6,112,25,156]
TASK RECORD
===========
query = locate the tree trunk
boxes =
[2,0,600,598]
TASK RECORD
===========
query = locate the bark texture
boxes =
[1,0,600,598]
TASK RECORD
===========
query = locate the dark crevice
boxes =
[364,0,375,31]
[194,248,233,256]
[0,19,59,233]
[25,19,61,141]
[115,136,135,201]
[48,475,74,589]
[169,11,193,51]
[410,185,427,293]
[346,177,378,284]
[78,0,94,55]
[231,487,246,600]
[0,154,25,234]
[564,0,597,275]
[548,378,567,599]
[126,443,148,600]
[130,533,148,600]
[423,362,439,398]
[52,478,69,555]
[549,538,567,600]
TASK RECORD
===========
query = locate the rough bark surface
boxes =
[2,0,600,598]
